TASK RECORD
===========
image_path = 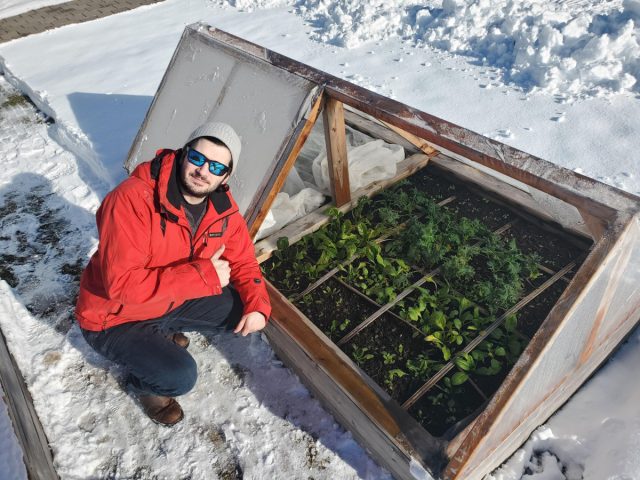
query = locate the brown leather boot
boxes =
[167,332,190,348]
[138,394,184,426]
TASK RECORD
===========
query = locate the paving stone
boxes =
[0,0,164,43]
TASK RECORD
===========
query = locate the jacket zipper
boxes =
[192,213,232,254]
[169,209,235,261]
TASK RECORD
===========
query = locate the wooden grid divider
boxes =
[332,215,581,406]
[402,260,578,410]
[332,275,428,338]
[268,162,586,422]
[290,195,458,302]
[337,269,440,346]
[336,219,518,345]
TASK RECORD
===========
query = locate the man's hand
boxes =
[234,311,267,336]
[211,244,230,288]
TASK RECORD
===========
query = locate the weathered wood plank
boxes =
[445,216,639,479]
[323,97,351,207]
[381,120,439,156]
[344,107,422,153]
[265,320,420,479]
[265,280,445,479]
[343,107,594,241]
[254,152,432,263]
[0,328,58,480]
[196,26,637,217]
[248,91,325,238]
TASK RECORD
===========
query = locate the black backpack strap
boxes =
[149,148,177,237]
[150,148,175,180]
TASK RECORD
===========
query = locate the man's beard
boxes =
[179,171,217,199]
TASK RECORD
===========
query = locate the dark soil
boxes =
[516,280,568,339]
[60,258,85,282]
[261,256,315,297]
[395,168,463,202]
[444,188,518,231]
[502,220,584,272]
[263,161,591,437]
[0,264,18,287]
[525,270,555,291]
[402,167,518,230]
[0,193,18,217]
[344,314,438,404]
[408,373,485,438]
[293,278,378,342]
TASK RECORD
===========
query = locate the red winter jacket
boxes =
[75,149,271,331]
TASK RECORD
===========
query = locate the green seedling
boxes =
[384,368,407,389]
[351,345,374,366]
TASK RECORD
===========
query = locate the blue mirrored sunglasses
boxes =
[186,147,230,176]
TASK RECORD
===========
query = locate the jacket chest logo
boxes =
[207,217,229,238]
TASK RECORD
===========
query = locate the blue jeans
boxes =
[81,287,244,397]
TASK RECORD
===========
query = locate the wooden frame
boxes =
[127,24,640,480]
[0,329,58,479]
[322,97,351,207]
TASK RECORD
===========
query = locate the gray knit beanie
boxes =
[185,122,241,171]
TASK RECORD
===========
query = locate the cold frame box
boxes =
[127,24,640,480]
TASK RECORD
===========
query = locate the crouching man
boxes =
[75,122,271,426]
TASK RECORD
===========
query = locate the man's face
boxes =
[179,138,231,203]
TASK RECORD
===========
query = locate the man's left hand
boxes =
[234,311,267,336]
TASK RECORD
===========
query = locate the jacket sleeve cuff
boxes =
[243,297,272,323]
[192,259,223,295]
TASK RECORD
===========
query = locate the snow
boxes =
[300,0,640,98]
[0,1,637,197]
[0,0,639,479]
[0,72,384,479]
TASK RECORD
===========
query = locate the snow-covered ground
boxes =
[0,0,638,479]
[0,74,386,479]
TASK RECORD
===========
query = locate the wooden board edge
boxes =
[381,120,439,156]
[247,90,325,238]
[0,328,58,480]
[444,219,631,478]
[264,320,425,480]
[447,299,640,480]
[323,98,351,207]
[344,107,597,241]
[264,280,446,474]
